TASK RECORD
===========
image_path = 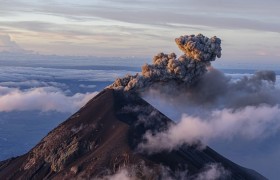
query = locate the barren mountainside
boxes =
[0,89,266,179]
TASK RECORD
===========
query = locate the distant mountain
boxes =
[0,89,266,179]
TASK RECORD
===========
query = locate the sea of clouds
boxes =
[0,56,139,160]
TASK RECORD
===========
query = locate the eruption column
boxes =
[108,34,222,92]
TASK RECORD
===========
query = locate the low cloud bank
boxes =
[139,105,280,152]
[0,86,97,112]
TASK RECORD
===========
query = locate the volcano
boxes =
[0,89,266,179]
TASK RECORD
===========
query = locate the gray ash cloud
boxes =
[137,67,279,153]
[108,34,222,91]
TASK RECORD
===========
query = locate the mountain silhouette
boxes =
[0,89,266,179]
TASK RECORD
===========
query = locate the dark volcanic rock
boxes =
[0,89,266,179]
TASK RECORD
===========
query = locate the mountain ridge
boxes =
[0,89,266,179]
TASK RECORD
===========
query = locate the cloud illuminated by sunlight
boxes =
[0,0,279,60]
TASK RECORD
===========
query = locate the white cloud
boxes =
[101,169,131,180]
[99,163,229,180]
[0,86,97,112]
[193,163,229,180]
[139,104,280,153]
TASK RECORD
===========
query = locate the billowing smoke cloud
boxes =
[108,34,221,91]
[0,86,97,112]
[175,34,222,62]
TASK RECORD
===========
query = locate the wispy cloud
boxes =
[0,0,279,57]
[2,0,278,33]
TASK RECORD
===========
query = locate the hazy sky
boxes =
[0,0,279,62]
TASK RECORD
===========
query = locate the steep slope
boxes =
[0,89,266,179]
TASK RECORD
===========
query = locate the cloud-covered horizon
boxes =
[0,86,97,113]
[0,65,136,83]
[0,56,141,113]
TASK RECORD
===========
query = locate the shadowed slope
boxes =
[0,89,266,179]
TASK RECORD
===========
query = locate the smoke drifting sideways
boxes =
[108,34,222,92]
[138,68,280,153]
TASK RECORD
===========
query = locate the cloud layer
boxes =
[1,0,280,58]
[139,105,280,152]
[0,86,97,112]
[0,66,134,82]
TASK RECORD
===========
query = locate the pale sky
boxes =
[0,0,279,62]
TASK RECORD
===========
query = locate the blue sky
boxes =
[0,0,280,62]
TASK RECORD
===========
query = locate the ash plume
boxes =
[108,34,222,91]
[175,34,222,62]
[138,68,279,153]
